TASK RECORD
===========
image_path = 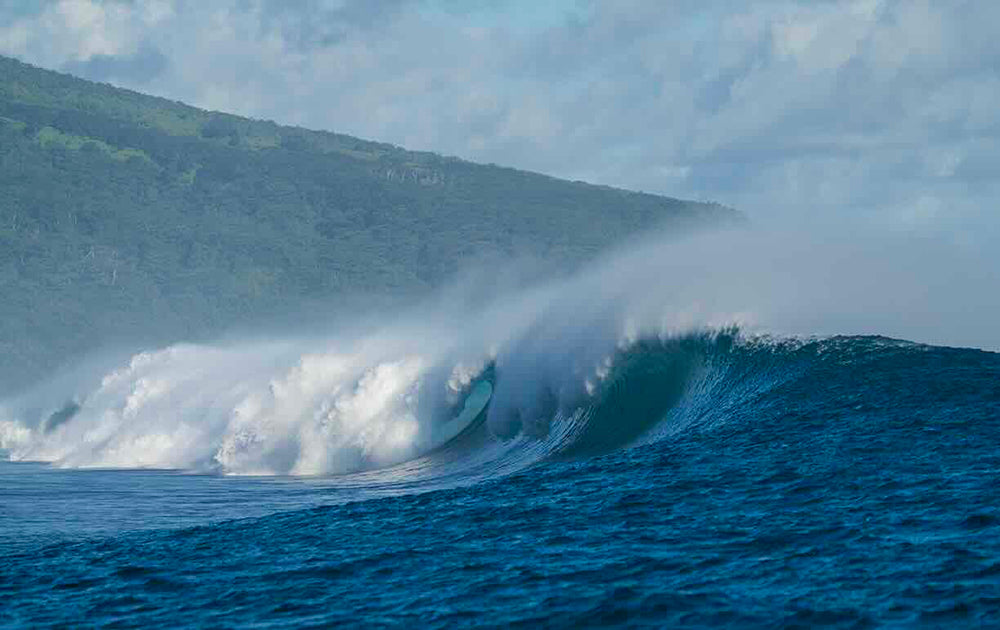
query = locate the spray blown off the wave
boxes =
[2,224,998,475]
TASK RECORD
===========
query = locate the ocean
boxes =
[3,227,1000,627]
[2,330,998,628]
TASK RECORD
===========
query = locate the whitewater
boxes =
[2,225,999,627]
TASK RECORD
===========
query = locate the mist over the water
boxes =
[2,221,997,475]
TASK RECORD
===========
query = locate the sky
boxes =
[0,0,997,239]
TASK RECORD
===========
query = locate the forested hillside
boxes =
[0,55,738,394]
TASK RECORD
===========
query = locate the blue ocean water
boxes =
[2,333,999,627]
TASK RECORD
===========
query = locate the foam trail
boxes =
[2,222,997,474]
[0,330,506,475]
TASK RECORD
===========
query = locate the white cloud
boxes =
[1,0,141,62]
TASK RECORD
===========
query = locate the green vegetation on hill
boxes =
[0,55,739,394]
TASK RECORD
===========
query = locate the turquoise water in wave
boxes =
[2,334,999,627]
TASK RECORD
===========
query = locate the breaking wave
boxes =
[2,225,998,481]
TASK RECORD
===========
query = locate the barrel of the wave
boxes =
[428,379,493,448]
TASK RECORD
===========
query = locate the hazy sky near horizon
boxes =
[1,0,997,239]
